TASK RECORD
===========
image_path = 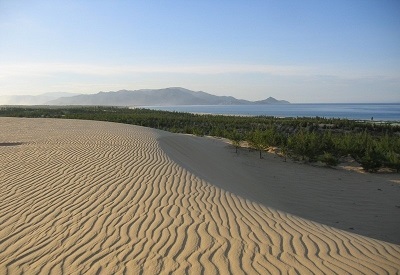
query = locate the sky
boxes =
[0,0,399,103]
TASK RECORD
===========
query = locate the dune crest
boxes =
[0,118,399,274]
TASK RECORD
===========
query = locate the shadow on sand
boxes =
[0,142,24,146]
[159,134,400,244]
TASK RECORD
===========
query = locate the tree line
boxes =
[1,106,399,172]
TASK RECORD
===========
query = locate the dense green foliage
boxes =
[1,106,399,172]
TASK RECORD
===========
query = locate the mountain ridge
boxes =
[0,92,78,105]
[47,87,290,106]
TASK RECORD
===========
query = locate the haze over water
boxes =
[144,103,400,121]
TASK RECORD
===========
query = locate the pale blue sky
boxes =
[0,0,399,102]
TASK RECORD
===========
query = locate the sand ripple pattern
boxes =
[0,118,399,274]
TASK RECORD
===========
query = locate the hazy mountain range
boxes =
[0,92,78,105]
[1,87,290,106]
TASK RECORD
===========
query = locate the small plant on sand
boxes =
[230,129,242,154]
[247,129,265,159]
[280,145,288,162]
[385,151,400,173]
[359,148,383,172]
[319,152,339,167]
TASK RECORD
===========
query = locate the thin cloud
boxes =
[0,62,313,78]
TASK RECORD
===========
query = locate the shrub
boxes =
[229,129,242,153]
[385,151,400,172]
[359,149,383,172]
[319,152,339,166]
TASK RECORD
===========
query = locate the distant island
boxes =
[1,87,290,106]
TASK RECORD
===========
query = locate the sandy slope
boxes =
[0,118,399,274]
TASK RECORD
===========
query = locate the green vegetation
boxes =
[1,106,399,172]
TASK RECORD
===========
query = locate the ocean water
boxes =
[141,103,400,121]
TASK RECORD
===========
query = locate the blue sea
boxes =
[140,103,400,121]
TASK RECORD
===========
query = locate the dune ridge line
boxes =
[0,118,399,274]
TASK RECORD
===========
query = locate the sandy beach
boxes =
[0,117,399,274]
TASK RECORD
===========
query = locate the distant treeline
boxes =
[1,106,399,172]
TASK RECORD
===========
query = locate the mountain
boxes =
[0,92,78,105]
[254,97,290,104]
[47,87,289,106]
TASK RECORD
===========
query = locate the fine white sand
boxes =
[0,117,399,274]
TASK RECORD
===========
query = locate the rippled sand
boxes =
[1,118,399,274]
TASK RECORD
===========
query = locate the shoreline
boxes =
[2,104,399,122]
[138,103,400,122]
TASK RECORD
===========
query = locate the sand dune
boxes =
[0,118,399,274]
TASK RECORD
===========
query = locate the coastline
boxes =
[141,103,400,122]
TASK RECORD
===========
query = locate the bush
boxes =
[229,129,242,153]
[319,152,339,166]
[359,149,383,172]
[287,130,321,162]
[385,151,400,172]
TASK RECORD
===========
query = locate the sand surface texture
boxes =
[0,118,399,274]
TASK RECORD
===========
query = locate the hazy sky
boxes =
[1,0,399,103]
